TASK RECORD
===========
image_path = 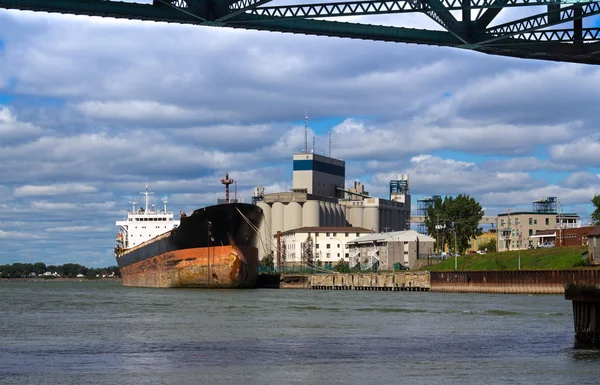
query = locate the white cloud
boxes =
[549,137,600,167]
[14,183,98,197]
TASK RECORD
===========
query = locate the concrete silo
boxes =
[340,205,348,226]
[349,206,363,228]
[271,202,285,235]
[284,202,302,231]
[302,200,320,227]
[333,204,343,226]
[363,207,380,232]
[319,201,327,226]
[325,202,334,227]
[257,201,272,260]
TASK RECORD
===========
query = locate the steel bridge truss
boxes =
[1,0,600,64]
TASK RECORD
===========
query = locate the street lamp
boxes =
[450,227,457,271]
[328,237,344,270]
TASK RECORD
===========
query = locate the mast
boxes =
[162,197,168,213]
[221,173,234,204]
[140,184,154,214]
[304,109,308,154]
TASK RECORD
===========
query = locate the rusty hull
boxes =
[120,245,259,288]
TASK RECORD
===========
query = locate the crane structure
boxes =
[0,0,600,64]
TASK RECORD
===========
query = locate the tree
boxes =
[335,259,350,273]
[424,194,484,255]
[33,262,46,276]
[478,239,497,253]
[592,195,600,225]
[260,252,274,270]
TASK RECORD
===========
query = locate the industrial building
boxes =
[416,195,440,235]
[274,226,374,268]
[346,230,435,270]
[496,197,581,251]
[255,149,411,262]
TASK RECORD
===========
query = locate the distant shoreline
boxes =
[0,277,122,283]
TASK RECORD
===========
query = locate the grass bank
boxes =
[422,246,589,271]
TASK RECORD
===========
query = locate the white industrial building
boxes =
[347,230,436,270]
[255,151,411,261]
[275,226,374,268]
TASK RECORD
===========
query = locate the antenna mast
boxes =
[162,197,168,213]
[329,131,332,157]
[221,173,234,204]
[304,109,308,154]
[140,184,154,214]
[312,135,315,154]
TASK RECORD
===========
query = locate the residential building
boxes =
[346,230,435,270]
[587,226,600,265]
[274,226,374,268]
[468,229,497,252]
[496,197,581,252]
[532,226,596,247]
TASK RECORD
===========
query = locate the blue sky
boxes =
[1,6,600,267]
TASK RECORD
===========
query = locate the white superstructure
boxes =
[115,185,180,250]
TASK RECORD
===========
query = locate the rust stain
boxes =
[120,245,258,288]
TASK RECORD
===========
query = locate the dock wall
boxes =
[277,270,600,293]
[309,272,430,291]
[431,270,600,294]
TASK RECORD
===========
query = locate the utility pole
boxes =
[506,208,511,251]
[558,200,562,247]
[518,224,522,270]
[454,224,458,271]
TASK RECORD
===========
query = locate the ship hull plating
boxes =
[116,203,263,288]
[120,245,259,288]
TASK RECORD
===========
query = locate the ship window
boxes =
[326,244,330,249]
[345,233,349,237]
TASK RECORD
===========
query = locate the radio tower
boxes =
[221,173,234,204]
[304,109,308,154]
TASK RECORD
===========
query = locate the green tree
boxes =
[33,262,46,276]
[260,252,274,270]
[478,238,497,253]
[424,194,484,254]
[591,195,600,225]
[335,259,350,273]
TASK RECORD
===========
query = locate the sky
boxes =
[1,2,600,267]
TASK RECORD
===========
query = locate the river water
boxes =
[1,280,598,384]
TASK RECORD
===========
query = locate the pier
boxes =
[565,285,600,348]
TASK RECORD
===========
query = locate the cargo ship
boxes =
[114,180,263,288]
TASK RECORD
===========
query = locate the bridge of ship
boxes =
[1,0,600,64]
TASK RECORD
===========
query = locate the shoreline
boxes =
[0,277,122,283]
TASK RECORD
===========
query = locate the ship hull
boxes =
[120,245,259,288]
[116,203,263,288]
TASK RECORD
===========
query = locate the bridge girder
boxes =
[0,0,599,64]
